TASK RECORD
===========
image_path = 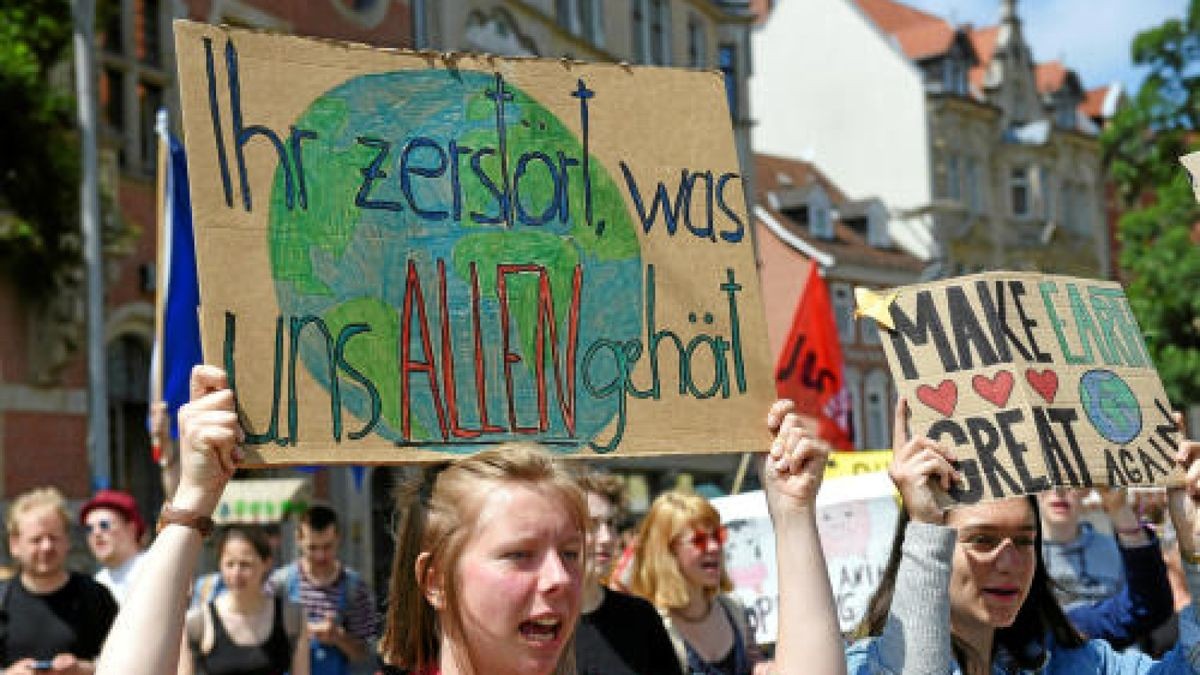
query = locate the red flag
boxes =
[775,263,854,449]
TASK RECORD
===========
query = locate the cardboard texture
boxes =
[867,271,1183,503]
[172,22,774,464]
[1182,152,1200,203]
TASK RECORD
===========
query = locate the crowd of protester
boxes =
[1,364,1198,675]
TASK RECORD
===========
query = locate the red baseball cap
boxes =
[80,489,146,540]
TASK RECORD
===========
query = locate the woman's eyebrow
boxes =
[957,524,1038,533]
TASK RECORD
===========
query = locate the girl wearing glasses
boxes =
[629,491,770,675]
[847,400,1200,675]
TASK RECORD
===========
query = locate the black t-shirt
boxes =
[575,588,683,675]
[3,572,118,666]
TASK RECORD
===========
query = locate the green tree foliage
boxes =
[1102,0,1200,406]
[0,0,80,298]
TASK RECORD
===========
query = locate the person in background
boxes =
[151,401,181,501]
[573,472,683,675]
[846,400,1200,674]
[271,504,380,675]
[629,489,770,675]
[3,487,118,674]
[95,365,845,675]
[80,489,147,606]
[179,525,309,675]
[1039,486,1173,647]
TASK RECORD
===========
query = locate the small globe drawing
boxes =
[1079,369,1142,446]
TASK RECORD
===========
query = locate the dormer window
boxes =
[944,56,968,96]
[867,201,890,248]
[808,186,833,239]
[1056,98,1076,129]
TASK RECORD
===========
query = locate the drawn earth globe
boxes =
[1078,369,1142,446]
[266,70,643,450]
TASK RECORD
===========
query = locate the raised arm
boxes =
[96,366,243,675]
[1064,490,1172,648]
[852,398,960,675]
[762,400,845,675]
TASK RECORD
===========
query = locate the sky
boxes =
[903,0,1188,94]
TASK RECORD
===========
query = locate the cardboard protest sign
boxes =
[713,472,898,642]
[867,272,1183,504]
[1181,152,1200,203]
[826,449,892,479]
[173,22,774,464]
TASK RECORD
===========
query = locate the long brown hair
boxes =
[379,443,587,673]
[853,496,1084,670]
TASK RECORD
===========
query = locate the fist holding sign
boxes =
[866,271,1183,505]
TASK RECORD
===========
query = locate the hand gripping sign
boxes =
[862,272,1184,504]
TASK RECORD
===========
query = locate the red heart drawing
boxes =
[972,370,1015,408]
[917,380,958,417]
[1026,369,1059,404]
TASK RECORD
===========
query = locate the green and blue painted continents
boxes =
[267,70,643,449]
[1079,369,1142,446]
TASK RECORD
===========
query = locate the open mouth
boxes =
[983,587,1020,603]
[700,560,721,573]
[1046,499,1070,513]
[518,616,563,645]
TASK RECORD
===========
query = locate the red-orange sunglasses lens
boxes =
[687,526,728,549]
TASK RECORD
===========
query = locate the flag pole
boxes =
[150,109,169,464]
[730,452,753,495]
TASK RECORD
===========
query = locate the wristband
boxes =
[158,504,215,538]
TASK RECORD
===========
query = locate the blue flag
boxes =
[158,126,202,438]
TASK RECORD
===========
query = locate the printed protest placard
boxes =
[868,271,1183,504]
[817,473,898,632]
[713,472,897,642]
[825,449,892,480]
[173,22,774,464]
[713,491,778,645]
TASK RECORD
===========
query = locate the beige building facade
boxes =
[753,0,1109,279]
[417,0,756,198]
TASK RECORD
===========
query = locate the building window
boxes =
[718,43,737,118]
[1010,166,1030,218]
[947,154,961,201]
[687,15,706,68]
[137,0,161,66]
[649,0,671,65]
[580,0,604,46]
[808,188,833,240]
[831,283,856,344]
[943,57,967,95]
[866,203,889,248]
[864,370,891,449]
[100,0,169,175]
[860,315,881,345]
[557,0,585,35]
[1069,184,1091,233]
[966,157,982,213]
[1039,166,1054,221]
[633,0,648,62]
[845,367,863,450]
[1056,100,1075,129]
